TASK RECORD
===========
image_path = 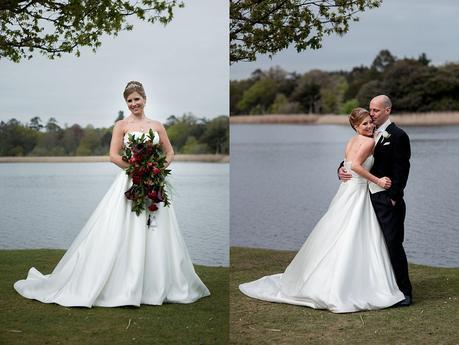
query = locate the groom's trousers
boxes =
[370,192,413,297]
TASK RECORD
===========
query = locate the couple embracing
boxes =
[240,95,412,313]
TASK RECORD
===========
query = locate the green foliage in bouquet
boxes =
[121,129,171,216]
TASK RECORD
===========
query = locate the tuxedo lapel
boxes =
[386,122,396,133]
[375,122,395,149]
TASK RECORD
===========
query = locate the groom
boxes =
[339,95,412,306]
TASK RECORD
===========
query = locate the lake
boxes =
[231,124,459,268]
[0,162,229,267]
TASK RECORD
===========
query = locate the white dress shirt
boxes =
[374,118,392,144]
[369,118,392,194]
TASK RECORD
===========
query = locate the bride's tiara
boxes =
[125,82,143,90]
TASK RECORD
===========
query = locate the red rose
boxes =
[138,167,147,176]
[153,167,161,175]
[124,190,134,200]
[129,157,137,164]
[157,189,164,202]
[133,153,142,162]
[147,190,158,200]
[147,161,154,169]
[148,203,158,212]
[132,175,141,185]
[146,144,153,155]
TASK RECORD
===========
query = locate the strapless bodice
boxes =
[344,155,374,183]
[123,131,160,145]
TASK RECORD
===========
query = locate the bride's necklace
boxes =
[127,116,148,132]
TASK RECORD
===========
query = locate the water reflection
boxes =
[231,124,459,267]
[0,162,229,267]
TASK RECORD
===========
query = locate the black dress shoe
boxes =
[394,295,412,307]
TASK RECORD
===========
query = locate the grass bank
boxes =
[230,247,458,345]
[0,249,228,345]
[0,154,229,163]
[230,112,459,126]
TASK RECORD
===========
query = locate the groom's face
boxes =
[369,99,390,127]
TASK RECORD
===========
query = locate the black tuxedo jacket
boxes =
[371,122,411,201]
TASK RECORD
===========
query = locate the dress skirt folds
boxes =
[239,156,404,313]
[14,131,210,307]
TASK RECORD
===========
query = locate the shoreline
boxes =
[230,111,459,125]
[0,154,229,163]
[232,246,457,269]
[0,248,226,268]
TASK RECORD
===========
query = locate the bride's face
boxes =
[356,116,374,137]
[126,91,146,115]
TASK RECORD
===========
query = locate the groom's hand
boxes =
[338,167,352,182]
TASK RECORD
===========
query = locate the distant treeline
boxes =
[0,113,229,157]
[231,50,459,115]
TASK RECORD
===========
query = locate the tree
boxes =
[371,49,396,73]
[62,124,84,155]
[270,93,288,113]
[28,116,43,131]
[356,79,384,107]
[381,59,434,112]
[343,65,374,101]
[229,50,459,114]
[115,111,124,122]
[166,113,206,152]
[0,0,183,62]
[181,136,209,154]
[45,117,61,132]
[318,73,347,113]
[0,118,39,156]
[417,52,431,66]
[165,115,178,127]
[291,70,324,113]
[230,0,381,63]
[231,79,255,115]
[236,77,278,114]
[340,98,359,114]
[76,125,99,155]
[200,116,229,154]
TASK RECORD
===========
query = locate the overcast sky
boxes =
[0,0,228,128]
[231,0,459,80]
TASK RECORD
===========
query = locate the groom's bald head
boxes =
[374,95,392,108]
[370,95,392,127]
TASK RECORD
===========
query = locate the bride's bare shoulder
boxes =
[146,119,164,129]
[358,135,375,146]
[346,135,357,145]
[113,118,127,132]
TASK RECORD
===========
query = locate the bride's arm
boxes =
[351,140,391,189]
[109,121,130,169]
[158,123,174,168]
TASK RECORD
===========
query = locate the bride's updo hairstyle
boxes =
[123,81,146,100]
[349,107,370,131]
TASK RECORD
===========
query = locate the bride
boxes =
[239,108,405,313]
[14,81,210,307]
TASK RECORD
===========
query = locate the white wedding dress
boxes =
[239,156,404,313]
[14,131,210,307]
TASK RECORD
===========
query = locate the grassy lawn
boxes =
[0,249,228,345]
[230,247,458,345]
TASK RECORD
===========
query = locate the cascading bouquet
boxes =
[121,129,171,227]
